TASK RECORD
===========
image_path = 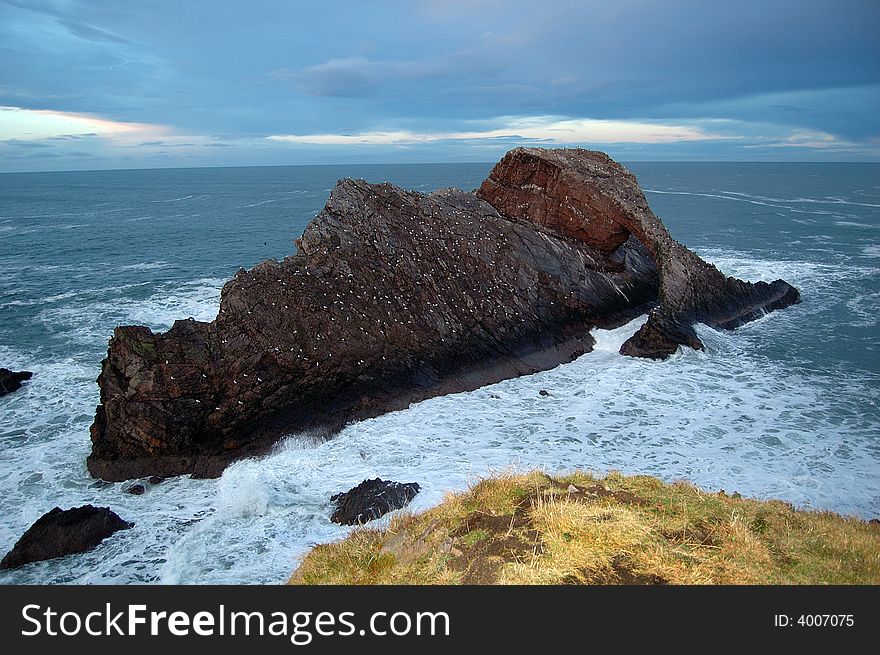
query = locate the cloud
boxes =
[268,116,728,146]
[47,132,99,140]
[280,57,377,97]
[276,53,462,98]
[0,106,168,142]
[3,0,129,42]
[56,18,128,44]
[137,140,196,147]
[0,138,51,148]
[1,1,877,168]
[751,130,859,150]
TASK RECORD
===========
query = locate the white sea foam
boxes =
[119,261,172,271]
[1,248,878,584]
[835,220,879,229]
[124,278,223,329]
[645,189,838,217]
[151,194,196,203]
[52,249,880,584]
[239,199,284,208]
[36,277,223,345]
[846,291,880,328]
[94,207,136,215]
[156,310,880,584]
[721,190,880,209]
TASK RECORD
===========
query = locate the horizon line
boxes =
[2,158,879,175]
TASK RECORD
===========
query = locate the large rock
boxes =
[0,505,132,570]
[0,368,33,397]
[478,148,800,359]
[330,478,421,525]
[88,174,659,481]
[88,148,799,481]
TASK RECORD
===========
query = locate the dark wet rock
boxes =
[88,147,798,481]
[147,476,165,485]
[539,389,550,396]
[124,483,146,495]
[330,478,421,525]
[478,148,800,359]
[0,368,33,397]
[88,161,660,481]
[0,505,132,569]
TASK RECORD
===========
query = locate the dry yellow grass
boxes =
[289,471,880,585]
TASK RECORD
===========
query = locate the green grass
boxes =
[289,470,880,585]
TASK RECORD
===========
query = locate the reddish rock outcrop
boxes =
[478,148,799,358]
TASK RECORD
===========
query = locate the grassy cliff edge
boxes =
[289,471,880,585]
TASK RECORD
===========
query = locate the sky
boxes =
[0,0,878,172]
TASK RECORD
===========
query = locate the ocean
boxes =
[0,161,878,584]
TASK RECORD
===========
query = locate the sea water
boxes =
[0,162,877,584]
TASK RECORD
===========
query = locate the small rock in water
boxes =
[330,478,420,526]
[147,476,165,485]
[0,505,133,569]
[539,389,551,396]
[124,483,146,495]
[0,368,33,397]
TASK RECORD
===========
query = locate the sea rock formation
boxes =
[330,478,421,525]
[0,505,132,569]
[0,368,32,397]
[88,172,659,481]
[478,148,800,358]
[88,148,798,481]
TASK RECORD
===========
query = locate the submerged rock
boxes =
[0,505,132,569]
[330,478,421,525]
[0,368,33,397]
[87,148,798,481]
[478,148,800,359]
